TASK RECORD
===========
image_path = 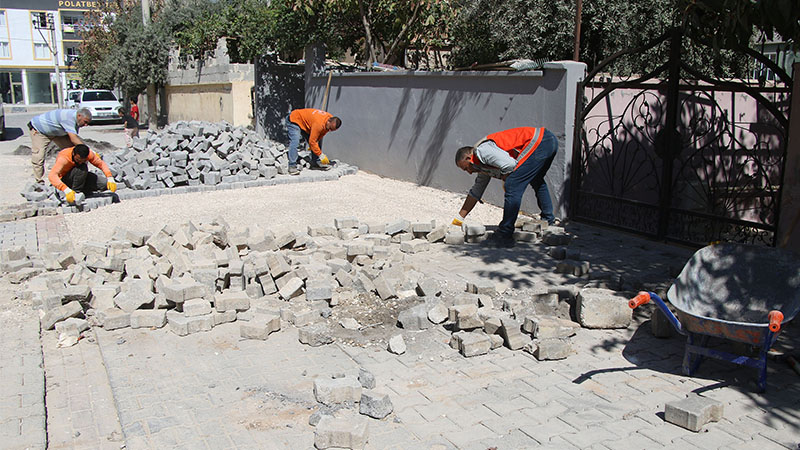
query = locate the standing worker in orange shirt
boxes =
[48,144,117,205]
[286,108,342,175]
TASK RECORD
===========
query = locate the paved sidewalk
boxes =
[42,330,123,449]
[3,212,799,450]
[0,295,46,450]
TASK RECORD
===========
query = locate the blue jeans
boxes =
[286,114,320,167]
[497,129,558,237]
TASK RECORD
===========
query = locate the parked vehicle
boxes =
[75,89,123,123]
[66,89,82,109]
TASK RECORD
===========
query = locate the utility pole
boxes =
[142,0,157,129]
[573,0,583,61]
[33,12,63,107]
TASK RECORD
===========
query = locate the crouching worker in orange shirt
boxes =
[48,144,117,205]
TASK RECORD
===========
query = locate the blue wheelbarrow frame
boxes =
[629,243,800,392]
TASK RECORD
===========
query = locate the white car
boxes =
[75,89,123,123]
[66,89,82,109]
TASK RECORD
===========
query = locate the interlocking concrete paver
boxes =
[0,295,46,450]
[720,434,796,450]
[601,433,664,450]
[2,205,798,450]
[561,424,621,448]
[520,417,579,442]
[678,428,746,448]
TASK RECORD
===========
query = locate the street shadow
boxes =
[577,319,800,431]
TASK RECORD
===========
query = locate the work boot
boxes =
[484,232,515,249]
[310,161,331,171]
[288,166,300,176]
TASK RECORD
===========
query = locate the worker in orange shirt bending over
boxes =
[286,108,342,175]
[48,144,117,205]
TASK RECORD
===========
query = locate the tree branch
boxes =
[358,0,377,67]
[382,0,423,65]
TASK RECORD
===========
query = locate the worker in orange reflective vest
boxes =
[453,127,558,248]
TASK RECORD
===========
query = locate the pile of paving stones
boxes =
[309,368,389,449]
[4,215,641,448]
[6,216,634,367]
[7,121,357,220]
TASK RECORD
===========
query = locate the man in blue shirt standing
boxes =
[28,108,92,183]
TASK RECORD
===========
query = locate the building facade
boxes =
[0,0,92,105]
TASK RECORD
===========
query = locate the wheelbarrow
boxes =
[629,243,800,392]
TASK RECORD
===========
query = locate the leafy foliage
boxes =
[77,0,799,92]
[681,0,800,51]
[77,0,198,96]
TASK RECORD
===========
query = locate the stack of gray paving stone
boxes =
[106,121,285,191]
[9,120,358,221]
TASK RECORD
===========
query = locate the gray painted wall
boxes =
[304,62,586,220]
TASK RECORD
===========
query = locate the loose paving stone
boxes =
[214,290,251,312]
[427,303,448,324]
[526,337,573,360]
[360,390,394,419]
[451,304,483,330]
[397,304,431,330]
[240,314,281,340]
[299,324,335,346]
[314,376,362,405]
[314,414,369,450]
[358,368,376,389]
[499,318,530,350]
[213,309,237,326]
[466,280,496,295]
[577,288,632,329]
[129,309,167,329]
[451,330,492,357]
[96,308,131,330]
[42,301,83,330]
[183,298,213,317]
[388,334,406,354]
[54,317,89,337]
[339,318,361,330]
[373,274,397,300]
[665,394,724,432]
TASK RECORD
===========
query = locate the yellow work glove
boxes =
[319,153,330,165]
[451,216,464,227]
[64,188,76,204]
[107,177,117,193]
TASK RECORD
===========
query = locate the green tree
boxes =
[78,0,199,97]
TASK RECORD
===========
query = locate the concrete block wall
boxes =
[165,38,256,127]
[302,63,586,220]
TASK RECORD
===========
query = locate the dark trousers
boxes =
[62,164,107,194]
[497,130,558,236]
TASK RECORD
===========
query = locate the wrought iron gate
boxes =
[570,28,792,246]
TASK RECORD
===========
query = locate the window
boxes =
[34,43,50,59]
[0,11,6,27]
[82,91,117,102]
[0,42,8,58]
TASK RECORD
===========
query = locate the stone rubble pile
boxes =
[6,215,635,368]
[10,120,357,220]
